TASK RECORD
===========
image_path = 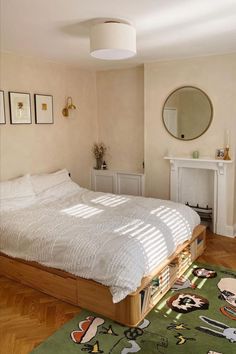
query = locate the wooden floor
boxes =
[197,230,236,268]
[0,231,235,354]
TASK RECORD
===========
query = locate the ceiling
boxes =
[1,0,236,70]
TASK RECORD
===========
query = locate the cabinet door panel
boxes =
[92,172,116,193]
[117,174,142,196]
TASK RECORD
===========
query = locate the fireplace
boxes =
[179,167,214,229]
[164,157,233,236]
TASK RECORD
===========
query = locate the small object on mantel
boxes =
[164,156,233,163]
[192,151,199,159]
[102,161,107,170]
[224,147,231,161]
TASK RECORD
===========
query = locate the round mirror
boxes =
[162,86,213,140]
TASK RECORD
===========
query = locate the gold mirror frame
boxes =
[162,86,213,141]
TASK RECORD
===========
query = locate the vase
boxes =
[96,158,103,170]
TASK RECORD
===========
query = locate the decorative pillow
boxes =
[30,169,72,195]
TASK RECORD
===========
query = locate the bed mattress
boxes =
[0,187,200,303]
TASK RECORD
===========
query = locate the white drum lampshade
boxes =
[90,22,136,60]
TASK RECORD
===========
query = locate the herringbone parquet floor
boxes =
[0,278,80,354]
[0,231,235,354]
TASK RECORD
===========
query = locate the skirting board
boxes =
[220,224,236,238]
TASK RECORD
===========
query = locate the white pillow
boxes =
[37,180,81,201]
[31,169,72,195]
[0,174,35,200]
[0,174,36,211]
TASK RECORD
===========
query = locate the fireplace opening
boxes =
[179,168,215,230]
[185,202,213,228]
[165,156,232,236]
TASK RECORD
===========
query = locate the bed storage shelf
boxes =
[138,247,194,317]
[0,224,206,327]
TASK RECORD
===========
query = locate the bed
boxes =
[0,170,205,326]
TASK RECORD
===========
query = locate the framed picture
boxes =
[9,92,32,124]
[216,148,225,160]
[34,94,53,124]
[0,90,6,124]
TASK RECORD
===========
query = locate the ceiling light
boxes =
[90,21,136,60]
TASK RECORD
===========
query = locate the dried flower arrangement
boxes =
[92,142,107,159]
[92,143,107,169]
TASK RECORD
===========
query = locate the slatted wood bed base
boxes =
[0,224,206,327]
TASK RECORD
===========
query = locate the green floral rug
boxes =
[31,263,236,354]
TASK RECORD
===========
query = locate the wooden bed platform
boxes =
[0,224,206,327]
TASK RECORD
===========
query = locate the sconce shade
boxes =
[62,96,77,117]
[68,103,76,110]
[90,22,136,60]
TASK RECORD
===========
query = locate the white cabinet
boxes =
[91,169,145,196]
[91,170,117,194]
[117,172,144,196]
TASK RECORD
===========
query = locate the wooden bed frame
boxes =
[0,224,206,327]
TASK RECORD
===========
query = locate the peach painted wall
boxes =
[96,66,144,172]
[144,53,236,231]
[0,52,98,188]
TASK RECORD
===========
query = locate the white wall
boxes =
[0,52,97,188]
[144,53,236,228]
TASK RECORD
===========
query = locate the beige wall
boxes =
[96,66,144,172]
[0,52,97,188]
[1,52,235,230]
[144,53,236,228]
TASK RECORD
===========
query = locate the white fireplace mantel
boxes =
[164,157,232,173]
[164,156,233,237]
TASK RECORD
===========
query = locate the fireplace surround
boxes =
[164,157,233,237]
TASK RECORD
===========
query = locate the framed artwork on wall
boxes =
[9,92,32,124]
[0,90,6,124]
[34,94,53,124]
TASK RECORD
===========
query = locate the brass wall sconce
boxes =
[62,97,77,117]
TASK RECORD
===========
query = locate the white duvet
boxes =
[0,184,200,303]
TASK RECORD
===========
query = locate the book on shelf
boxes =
[169,263,178,276]
[179,255,191,264]
[179,252,191,260]
[179,252,191,263]
[150,277,160,297]
[144,287,151,314]
[151,289,163,305]
[140,286,151,315]
[180,256,191,264]
[160,274,170,286]
[140,289,145,312]
[197,236,204,245]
